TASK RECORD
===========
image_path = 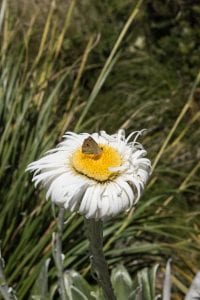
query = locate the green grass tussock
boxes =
[0,0,200,299]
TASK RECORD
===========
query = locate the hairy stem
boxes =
[85,219,116,300]
[52,207,67,300]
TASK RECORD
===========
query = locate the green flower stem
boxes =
[52,207,67,300]
[85,219,116,300]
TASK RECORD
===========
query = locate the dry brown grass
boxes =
[8,0,72,30]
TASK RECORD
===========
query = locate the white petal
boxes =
[115,178,134,207]
[33,168,66,187]
[107,183,121,216]
[130,176,141,201]
[79,186,94,215]
[86,184,104,218]
[98,191,110,219]
[64,183,88,211]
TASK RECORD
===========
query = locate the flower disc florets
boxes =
[72,144,122,182]
[27,130,151,220]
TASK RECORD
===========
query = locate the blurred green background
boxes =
[0,0,200,299]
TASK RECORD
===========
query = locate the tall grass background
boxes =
[0,0,200,299]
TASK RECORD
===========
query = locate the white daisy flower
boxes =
[27,129,151,220]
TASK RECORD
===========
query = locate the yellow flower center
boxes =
[72,144,122,182]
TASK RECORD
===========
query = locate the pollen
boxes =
[72,145,122,181]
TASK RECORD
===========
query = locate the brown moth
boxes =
[82,136,102,155]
